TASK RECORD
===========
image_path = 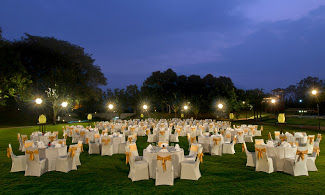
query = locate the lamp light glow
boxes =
[35,98,43,105]
[312,89,318,95]
[184,105,189,110]
[108,104,114,110]
[143,104,148,110]
[61,101,68,108]
[217,103,224,109]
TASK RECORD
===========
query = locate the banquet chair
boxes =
[46,147,59,171]
[254,126,262,136]
[128,155,149,182]
[224,131,232,143]
[210,135,223,156]
[180,147,202,180]
[7,144,26,172]
[223,135,237,154]
[274,146,285,172]
[23,140,34,152]
[307,135,315,154]
[55,147,76,173]
[17,133,23,151]
[242,142,256,167]
[147,131,157,143]
[89,136,100,154]
[307,142,319,171]
[274,131,280,140]
[72,130,80,144]
[255,145,274,173]
[283,147,308,176]
[184,144,201,161]
[236,131,244,143]
[255,139,264,146]
[25,147,47,177]
[126,143,142,160]
[158,130,169,142]
[244,134,253,143]
[169,131,179,143]
[155,152,174,185]
[316,134,322,142]
[101,136,113,156]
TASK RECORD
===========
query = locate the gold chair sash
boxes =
[213,138,221,145]
[255,148,266,160]
[125,152,130,164]
[85,138,89,144]
[317,134,322,141]
[58,140,66,145]
[80,131,85,136]
[226,134,231,139]
[94,134,100,139]
[190,145,198,152]
[190,137,196,144]
[128,137,133,143]
[102,138,111,145]
[69,147,77,157]
[7,148,12,158]
[233,137,237,144]
[242,144,245,152]
[146,129,150,135]
[308,137,314,144]
[49,136,56,142]
[129,144,137,151]
[296,150,308,161]
[159,131,165,136]
[26,150,39,161]
[313,147,320,156]
[78,143,83,152]
[268,132,272,140]
[280,136,287,142]
[157,155,172,172]
[197,153,203,163]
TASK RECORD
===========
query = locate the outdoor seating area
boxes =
[6,119,322,185]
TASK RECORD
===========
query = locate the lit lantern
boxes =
[278,113,285,123]
[87,114,92,120]
[140,114,144,118]
[181,113,184,118]
[38,114,47,124]
[229,113,234,120]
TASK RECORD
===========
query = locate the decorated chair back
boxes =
[25,147,41,162]
[255,139,264,146]
[295,147,308,163]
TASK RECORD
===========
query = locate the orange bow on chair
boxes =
[308,137,314,144]
[78,143,83,152]
[159,131,165,136]
[190,137,196,144]
[317,134,322,141]
[313,147,320,156]
[125,152,131,164]
[157,155,172,172]
[26,150,39,161]
[242,144,245,152]
[296,150,308,161]
[128,137,133,143]
[69,147,77,157]
[213,138,221,145]
[102,138,111,145]
[49,136,56,142]
[255,148,266,160]
[268,132,272,140]
[7,148,12,158]
[197,153,204,163]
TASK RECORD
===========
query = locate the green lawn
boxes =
[1,123,325,194]
[261,116,325,127]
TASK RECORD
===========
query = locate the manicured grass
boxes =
[262,116,325,127]
[1,123,325,194]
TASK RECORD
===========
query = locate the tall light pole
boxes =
[312,89,320,130]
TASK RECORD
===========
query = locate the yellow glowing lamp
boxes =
[181,113,184,118]
[140,114,144,118]
[229,113,234,120]
[87,114,92,120]
[278,113,285,123]
[38,114,46,124]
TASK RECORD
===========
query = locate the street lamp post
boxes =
[312,89,320,130]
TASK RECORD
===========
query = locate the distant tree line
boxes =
[1,28,324,124]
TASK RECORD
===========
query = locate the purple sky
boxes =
[1,0,325,91]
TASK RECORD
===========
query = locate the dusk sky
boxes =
[1,0,325,91]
